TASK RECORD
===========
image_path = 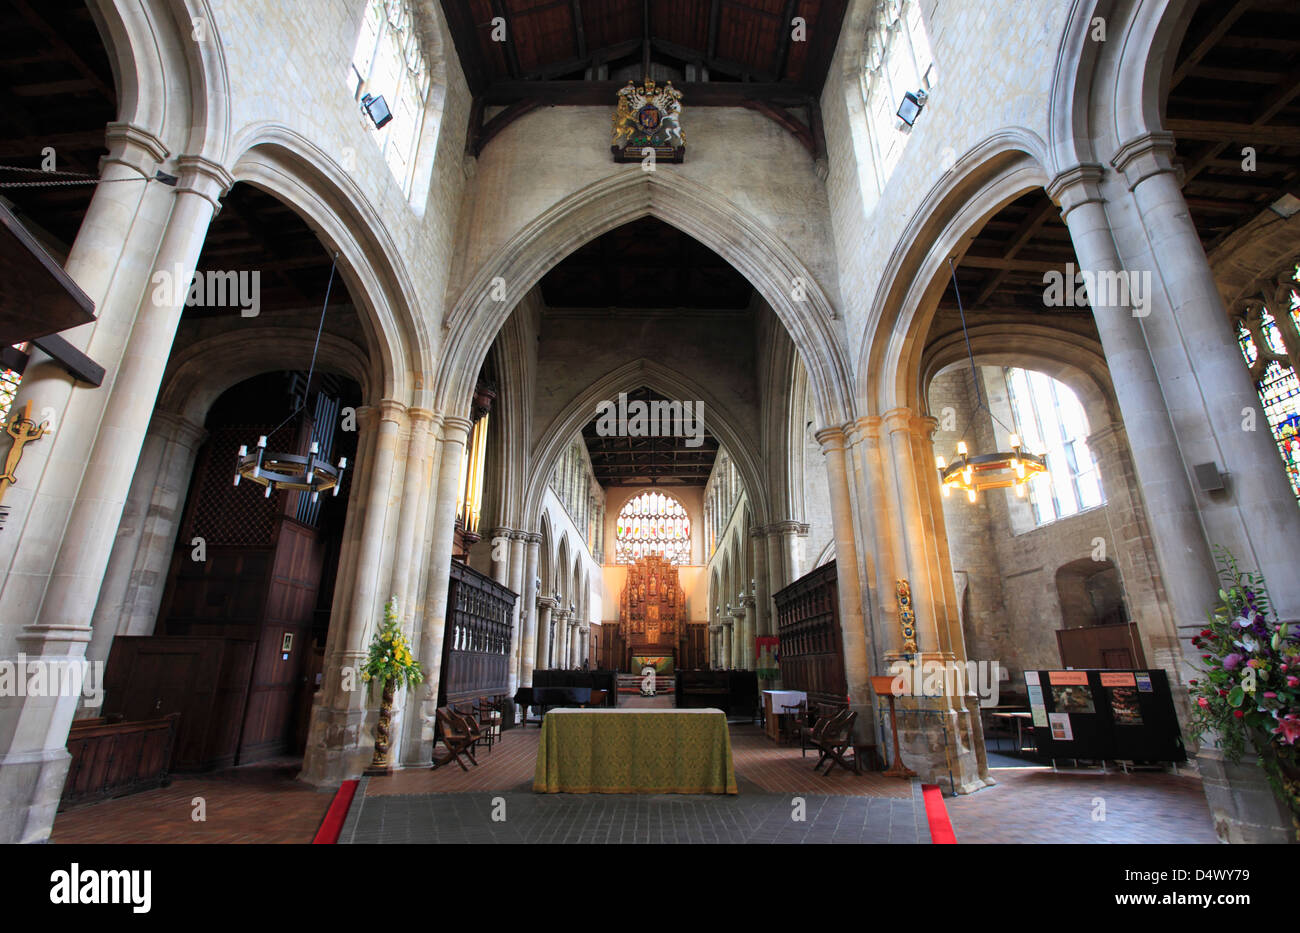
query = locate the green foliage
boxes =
[1186,548,1300,838]
[360,596,424,693]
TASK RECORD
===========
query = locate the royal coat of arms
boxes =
[611,79,685,163]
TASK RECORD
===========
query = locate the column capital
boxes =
[439,414,474,443]
[813,425,849,453]
[509,529,531,541]
[1110,131,1180,192]
[489,526,513,541]
[149,409,207,450]
[376,398,407,424]
[766,520,809,536]
[407,407,437,428]
[882,406,917,434]
[102,121,169,178]
[1045,162,1106,219]
[525,532,543,545]
[536,595,558,609]
[173,154,235,210]
[846,415,883,445]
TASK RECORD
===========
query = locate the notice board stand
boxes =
[1027,668,1186,764]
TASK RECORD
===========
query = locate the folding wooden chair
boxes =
[473,697,502,749]
[451,704,492,755]
[814,709,860,776]
[431,706,477,772]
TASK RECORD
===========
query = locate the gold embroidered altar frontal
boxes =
[532,709,738,795]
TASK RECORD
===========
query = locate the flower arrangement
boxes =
[1187,547,1299,836]
[361,597,424,693]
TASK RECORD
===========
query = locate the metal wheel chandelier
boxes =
[233,252,348,501]
[935,258,1049,503]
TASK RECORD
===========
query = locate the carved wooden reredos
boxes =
[619,555,685,646]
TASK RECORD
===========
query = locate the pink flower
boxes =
[1222,653,1244,670]
[1197,697,1209,708]
[1273,715,1300,746]
[1264,692,1278,699]
[1287,676,1299,688]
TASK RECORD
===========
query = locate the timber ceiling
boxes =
[539,216,754,309]
[1166,0,1300,251]
[443,0,849,156]
[930,0,1300,363]
[580,385,719,486]
[0,0,115,255]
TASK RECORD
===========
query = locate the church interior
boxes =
[0,0,1298,857]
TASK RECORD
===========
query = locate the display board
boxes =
[1027,668,1186,763]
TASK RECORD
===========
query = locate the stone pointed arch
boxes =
[1048,0,1197,170]
[921,325,1118,431]
[89,0,230,158]
[856,130,1052,413]
[228,127,432,405]
[521,359,772,532]
[158,328,372,424]
[436,170,855,429]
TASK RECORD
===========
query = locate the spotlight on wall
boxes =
[896,89,928,127]
[360,93,393,129]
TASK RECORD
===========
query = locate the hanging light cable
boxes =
[233,252,349,501]
[934,258,1048,503]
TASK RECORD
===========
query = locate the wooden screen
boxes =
[771,560,848,708]
[439,561,518,706]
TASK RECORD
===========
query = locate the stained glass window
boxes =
[0,346,23,425]
[1236,268,1300,502]
[615,491,691,565]
[1004,368,1104,526]
[349,0,431,194]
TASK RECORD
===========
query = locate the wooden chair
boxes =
[801,703,846,758]
[813,709,859,776]
[452,704,492,755]
[781,700,810,747]
[431,706,477,772]
[474,696,502,748]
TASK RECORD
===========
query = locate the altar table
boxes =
[533,708,738,795]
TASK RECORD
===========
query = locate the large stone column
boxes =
[815,428,874,709]
[506,531,527,692]
[749,530,771,637]
[720,620,732,669]
[86,410,208,696]
[301,400,404,782]
[388,409,435,618]
[0,150,232,844]
[1049,165,1223,637]
[489,526,512,585]
[405,415,472,767]
[1109,135,1300,619]
[535,597,556,671]
[520,533,541,685]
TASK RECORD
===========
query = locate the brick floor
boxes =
[944,754,1220,844]
[49,741,1222,844]
[50,758,334,844]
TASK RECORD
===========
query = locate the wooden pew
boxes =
[60,713,180,810]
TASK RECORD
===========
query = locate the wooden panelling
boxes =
[103,637,255,772]
[439,561,519,705]
[772,560,848,708]
[1057,623,1148,671]
[60,714,180,810]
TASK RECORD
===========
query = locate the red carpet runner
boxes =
[312,779,359,844]
[922,783,957,844]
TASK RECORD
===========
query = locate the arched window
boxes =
[350,0,431,194]
[1235,269,1300,501]
[1004,368,1104,526]
[861,0,936,192]
[615,491,691,565]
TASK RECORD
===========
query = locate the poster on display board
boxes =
[1026,669,1185,762]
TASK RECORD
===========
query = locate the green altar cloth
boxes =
[533,708,738,794]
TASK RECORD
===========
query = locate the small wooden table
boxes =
[991,711,1035,754]
[761,690,808,742]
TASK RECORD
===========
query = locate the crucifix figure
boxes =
[0,401,50,505]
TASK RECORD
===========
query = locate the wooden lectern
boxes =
[870,674,916,779]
